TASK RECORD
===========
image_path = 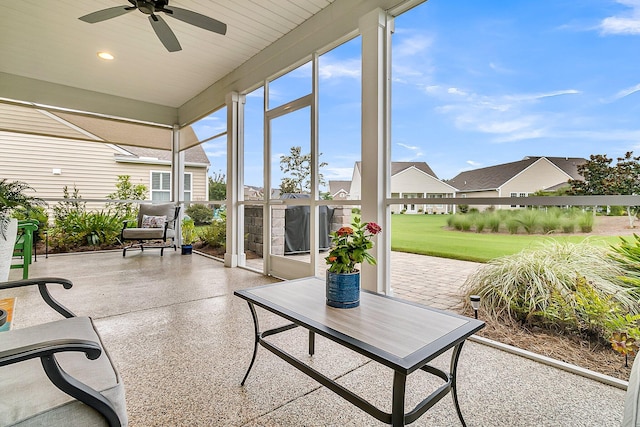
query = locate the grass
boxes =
[391,214,622,263]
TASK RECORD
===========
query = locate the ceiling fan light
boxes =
[97,51,115,60]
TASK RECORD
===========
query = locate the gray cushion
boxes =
[136,204,177,229]
[122,228,175,240]
[0,317,127,426]
[623,355,640,426]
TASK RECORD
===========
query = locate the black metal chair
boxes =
[0,278,127,426]
[121,203,180,257]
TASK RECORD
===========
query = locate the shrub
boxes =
[106,175,147,220]
[49,210,122,249]
[578,212,594,233]
[462,241,639,341]
[185,204,214,225]
[457,204,469,214]
[540,216,560,234]
[53,185,85,223]
[560,219,575,233]
[77,211,123,246]
[516,210,540,234]
[506,218,519,234]
[13,206,49,242]
[199,219,226,248]
[182,218,197,245]
[487,214,501,232]
[609,206,626,216]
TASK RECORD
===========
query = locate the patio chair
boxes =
[121,203,180,257]
[0,277,127,426]
[11,219,38,279]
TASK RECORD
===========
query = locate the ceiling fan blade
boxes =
[148,15,182,52]
[79,6,134,24]
[164,6,227,35]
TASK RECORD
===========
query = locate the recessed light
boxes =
[97,51,114,60]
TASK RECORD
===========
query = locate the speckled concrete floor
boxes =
[2,250,626,426]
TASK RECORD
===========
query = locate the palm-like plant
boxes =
[0,179,45,239]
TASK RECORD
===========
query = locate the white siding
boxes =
[0,131,208,209]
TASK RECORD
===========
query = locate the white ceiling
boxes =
[0,0,335,109]
[1,0,422,128]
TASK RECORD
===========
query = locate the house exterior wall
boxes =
[390,168,456,214]
[501,159,570,198]
[0,131,208,210]
[455,189,500,211]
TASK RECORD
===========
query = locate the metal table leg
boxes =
[392,371,407,426]
[241,302,260,386]
[450,342,467,427]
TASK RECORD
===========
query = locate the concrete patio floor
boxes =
[2,250,627,426]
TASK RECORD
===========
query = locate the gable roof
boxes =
[329,180,351,196]
[448,156,586,192]
[355,161,438,178]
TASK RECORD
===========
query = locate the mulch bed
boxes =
[459,307,633,381]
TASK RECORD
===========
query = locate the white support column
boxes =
[225,92,245,267]
[172,125,185,245]
[359,9,392,294]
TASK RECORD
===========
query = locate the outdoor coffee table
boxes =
[234,277,485,426]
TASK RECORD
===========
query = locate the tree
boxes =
[106,175,148,219]
[568,154,616,196]
[569,152,640,227]
[278,146,328,194]
[209,171,226,201]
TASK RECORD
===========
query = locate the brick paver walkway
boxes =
[390,251,481,311]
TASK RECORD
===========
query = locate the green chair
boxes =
[11,219,38,279]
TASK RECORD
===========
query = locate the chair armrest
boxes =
[0,277,75,318]
[0,338,102,367]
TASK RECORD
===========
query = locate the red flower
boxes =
[337,226,354,236]
[328,256,337,263]
[366,222,381,234]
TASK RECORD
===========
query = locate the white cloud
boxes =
[614,83,640,99]
[394,34,433,58]
[204,149,226,158]
[466,160,481,167]
[489,62,514,74]
[599,0,640,34]
[396,142,423,157]
[447,87,467,96]
[319,58,360,80]
[505,89,581,102]
[323,167,354,181]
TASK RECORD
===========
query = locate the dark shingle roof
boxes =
[329,180,351,195]
[447,156,586,192]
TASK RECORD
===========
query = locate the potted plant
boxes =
[0,179,44,281]
[325,217,381,308]
[181,217,196,255]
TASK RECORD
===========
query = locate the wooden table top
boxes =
[235,277,485,373]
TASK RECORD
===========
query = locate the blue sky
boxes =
[196,0,640,188]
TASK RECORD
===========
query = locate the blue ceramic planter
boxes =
[326,271,360,309]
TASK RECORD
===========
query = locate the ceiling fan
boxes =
[79,0,227,52]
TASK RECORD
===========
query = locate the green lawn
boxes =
[391,214,623,263]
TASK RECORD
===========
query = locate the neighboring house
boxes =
[0,104,210,210]
[350,162,457,214]
[328,180,350,200]
[448,156,586,210]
